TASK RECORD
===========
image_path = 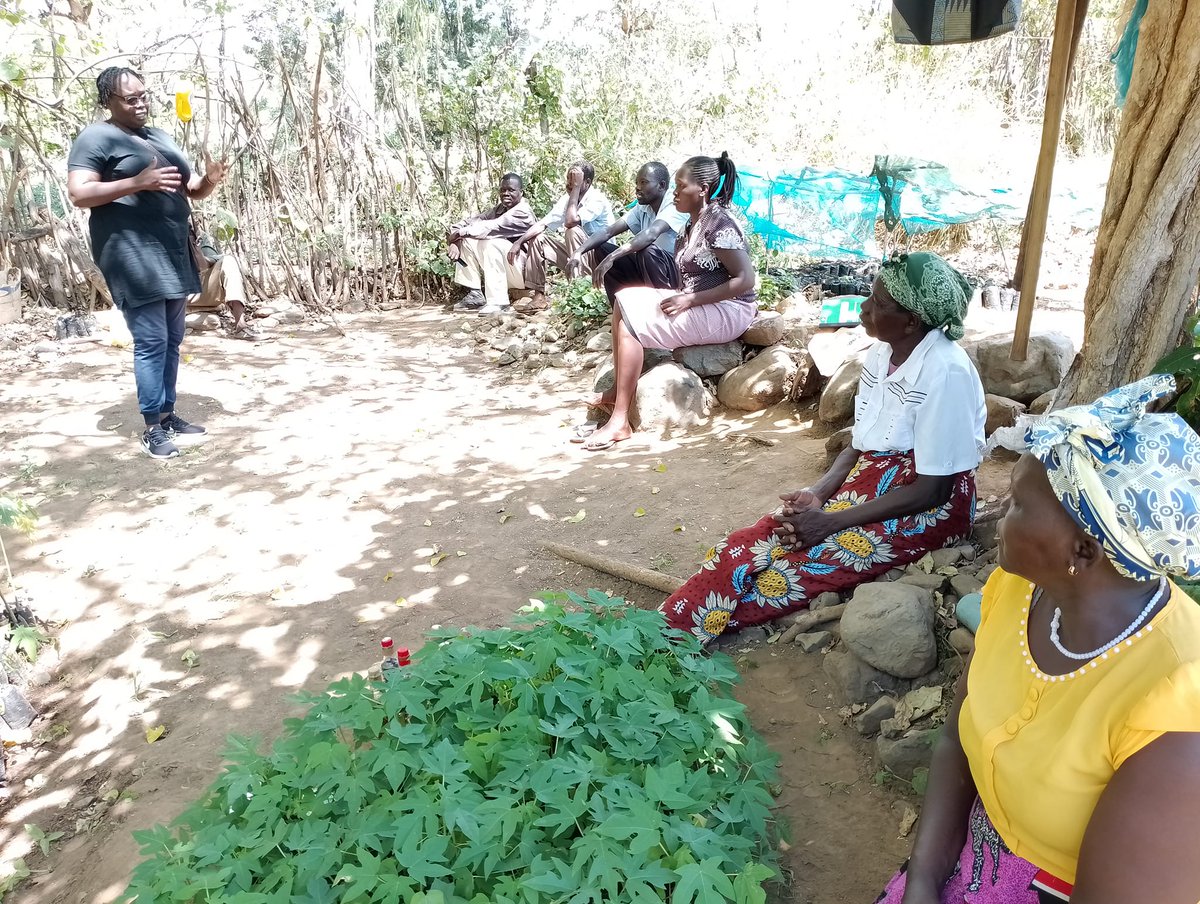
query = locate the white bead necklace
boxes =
[1040,577,1167,661]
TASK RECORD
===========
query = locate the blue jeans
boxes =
[121,297,186,427]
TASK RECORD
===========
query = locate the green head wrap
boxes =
[878,251,971,341]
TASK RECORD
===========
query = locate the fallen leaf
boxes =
[673,525,685,532]
[182,353,194,364]
[430,552,447,567]
[423,519,432,527]
[269,587,283,600]
[633,507,646,517]
[650,487,660,495]
[455,550,467,557]
[562,509,587,523]
[383,571,393,582]
[145,725,166,744]
[654,462,667,473]
[395,596,408,606]
[499,513,513,524]
[898,805,919,837]
[180,649,199,668]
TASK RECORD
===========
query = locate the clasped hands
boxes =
[773,488,835,550]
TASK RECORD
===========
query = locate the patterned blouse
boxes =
[676,204,755,303]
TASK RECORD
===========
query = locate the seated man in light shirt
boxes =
[507,161,614,313]
[447,172,537,313]
[569,161,687,305]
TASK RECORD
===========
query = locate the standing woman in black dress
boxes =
[68,66,225,459]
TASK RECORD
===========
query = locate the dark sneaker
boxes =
[452,289,485,312]
[141,426,179,459]
[160,413,207,442]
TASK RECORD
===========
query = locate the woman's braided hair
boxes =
[681,151,737,206]
[96,66,143,105]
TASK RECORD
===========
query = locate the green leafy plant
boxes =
[24,824,63,858]
[124,593,784,904]
[1150,321,1200,431]
[8,625,50,663]
[551,277,611,333]
[746,230,799,312]
[0,493,37,590]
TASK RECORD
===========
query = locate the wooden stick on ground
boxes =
[778,604,846,644]
[541,541,686,596]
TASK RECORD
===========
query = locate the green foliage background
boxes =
[124,593,784,903]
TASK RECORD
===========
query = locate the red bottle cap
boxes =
[381,637,394,650]
[396,648,411,666]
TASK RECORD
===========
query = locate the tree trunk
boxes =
[1058,0,1200,407]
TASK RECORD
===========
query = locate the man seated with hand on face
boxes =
[507,161,614,313]
[571,161,687,304]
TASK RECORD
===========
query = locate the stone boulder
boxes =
[841,582,937,679]
[741,312,786,346]
[822,647,909,705]
[985,394,1027,436]
[632,362,712,433]
[855,696,897,737]
[185,312,221,332]
[674,341,744,378]
[825,426,854,461]
[592,349,673,394]
[877,729,940,779]
[585,329,613,352]
[717,346,798,411]
[818,355,865,424]
[1029,389,1056,415]
[964,332,1075,403]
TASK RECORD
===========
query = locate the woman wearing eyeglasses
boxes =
[67,66,225,459]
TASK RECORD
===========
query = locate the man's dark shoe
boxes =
[161,413,207,441]
[453,289,485,312]
[141,426,180,460]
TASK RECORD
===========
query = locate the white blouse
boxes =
[851,329,986,476]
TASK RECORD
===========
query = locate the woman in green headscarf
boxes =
[662,252,988,644]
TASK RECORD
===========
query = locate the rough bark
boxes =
[1059,0,1200,406]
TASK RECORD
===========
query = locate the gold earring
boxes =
[1068,565,1077,576]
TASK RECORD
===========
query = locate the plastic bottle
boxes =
[396,647,411,668]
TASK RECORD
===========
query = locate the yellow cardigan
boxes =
[960,568,1200,883]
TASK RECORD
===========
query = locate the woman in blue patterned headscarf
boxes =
[876,375,1200,904]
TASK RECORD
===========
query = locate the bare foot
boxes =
[582,422,633,451]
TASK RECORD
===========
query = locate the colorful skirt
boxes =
[661,451,975,642]
[875,799,1072,903]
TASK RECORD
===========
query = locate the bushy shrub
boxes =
[551,277,611,333]
[124,593,784,904]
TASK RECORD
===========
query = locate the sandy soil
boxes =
[0,309,1015,903]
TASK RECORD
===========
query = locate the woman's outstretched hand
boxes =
[779,487,823,513]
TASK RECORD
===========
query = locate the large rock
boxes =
[592,349,673,393]
[741,312,786,346]
[822,647,909,705]
[985,394,1027,435]
[855,696,897,737]
[674,341,744,378]
[632,362,712,433]
[841,582,937,679]
[1029,389,1057,415]
[818,356,865,424]
[585,329,613,352]
[717,346,798,411]
[825,426,854,461]
[964,332,1075,403]
[877,729,940,779]
[185,312,221,333]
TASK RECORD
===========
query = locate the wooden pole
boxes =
[541,541,686,595]
[1011,0,1081,361]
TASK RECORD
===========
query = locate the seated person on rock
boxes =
[507,161,614,313]
[567,160,687,304]
[187,232,263,341]
[874,374,1200,904]
[447,173,537,314]
[661,251,986,642]
[577,153,756,452]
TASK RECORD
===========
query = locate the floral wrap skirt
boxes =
[661,451,976,642]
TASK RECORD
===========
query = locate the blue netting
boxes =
[1110,0,1147,108]
[733,157,1102,259]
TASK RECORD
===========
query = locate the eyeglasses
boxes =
[120,93,149,106]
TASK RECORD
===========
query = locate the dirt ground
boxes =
[0,309,1015,903]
